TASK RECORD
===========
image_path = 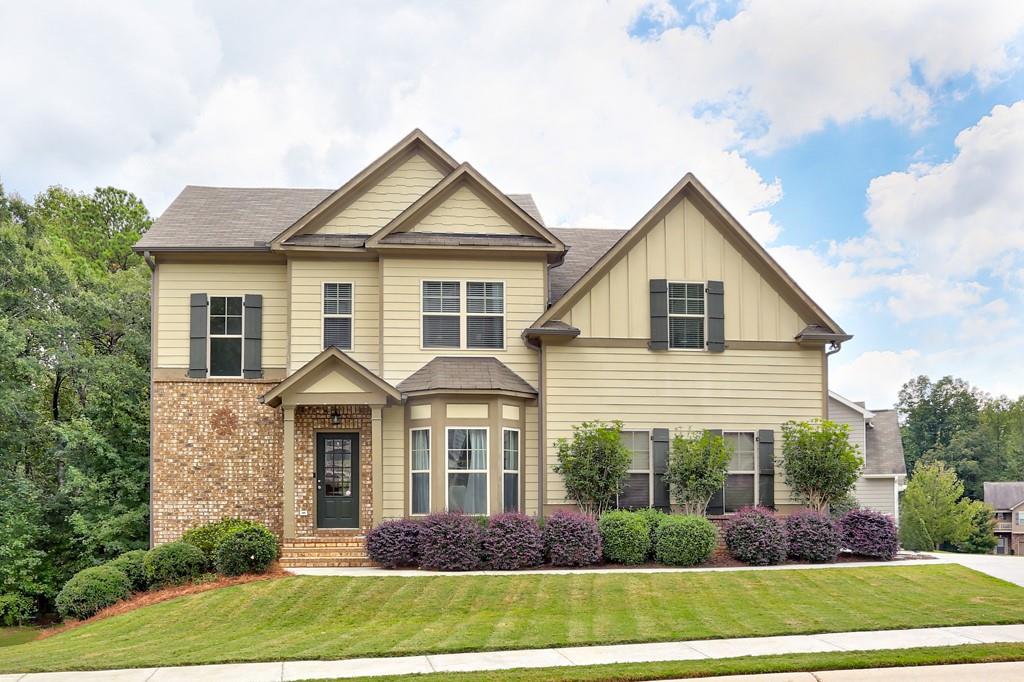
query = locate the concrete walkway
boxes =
[692,661,1024,681]
[931,551,1024,588]
[3,624,1024,681]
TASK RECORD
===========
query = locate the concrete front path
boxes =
[931,551,1024,588]
[689,661,1024,681]
[4,624,1024,681]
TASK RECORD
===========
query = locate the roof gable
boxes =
[261,347,400,408]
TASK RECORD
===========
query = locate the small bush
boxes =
[0,593,36,626]
[598,510,651,564]
[367,520,422,568]
[55,565,132,621]
[724,506,787,565]
[784,509,840,563]
[182,517,259,563]
[144,541,207,587]
[654,515,718,566]
[633,507,668,558]
[418,512,484,571]
[542,510,602,566]
[839,508,899,560]
[108,550,150,592]
[214,525,279,576]
[483,513,544,570]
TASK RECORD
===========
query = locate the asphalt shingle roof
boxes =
[863,409,907,476]
[547,227,627,304]
[397,357,537,396]
[984,482,1024,510]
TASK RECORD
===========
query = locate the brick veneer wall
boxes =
[151,380,283,545]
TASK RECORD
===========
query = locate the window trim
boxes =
[444,426,490,515]
[409,426,431,516]
[723,430,757,509]
[618,429,653,507]
[207,294,245,378]
[667,280,707,352]
[419,279,507,352]
[321,281,355,351]
[502,427,520,513]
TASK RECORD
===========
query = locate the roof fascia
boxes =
[829,391,876,418]
[261,347,400,407]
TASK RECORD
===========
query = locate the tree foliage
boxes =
[780,419,862,512]
[664,431,731,514]
[898,375,981,475]
[899,461,972,551]
[954,500,998,555]
[554,421,631,516]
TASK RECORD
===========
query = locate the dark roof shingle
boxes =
[984,482,1024,510]
[547,227,627,304]
[397,357,537,396]
[864,410,907,476]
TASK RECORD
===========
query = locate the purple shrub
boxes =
[483,513,544,570]
[366,520,422,568]
[784,509,840,563]
[838,508,899,560]
[724,506,788,566]
[542,511,602,567]
[418,512,485,571]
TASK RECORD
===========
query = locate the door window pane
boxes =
[324,438,353,498]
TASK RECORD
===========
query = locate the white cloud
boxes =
[830,350,921,409]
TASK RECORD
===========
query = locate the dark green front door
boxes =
[316,432,359,528]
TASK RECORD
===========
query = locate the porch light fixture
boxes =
[330,410,341,426]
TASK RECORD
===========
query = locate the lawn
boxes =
[2,564,1024,673]
[0,628,37,649]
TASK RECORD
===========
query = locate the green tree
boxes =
[554,421,631,516]
[899,461,972,551]
[897,375,981,475]
[954,500,998,554]
[780,419,862,512]
[664,431,731,514]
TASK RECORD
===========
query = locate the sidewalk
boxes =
[692,661,1024,681]
[3,623,1024,682]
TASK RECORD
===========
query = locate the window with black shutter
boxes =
[667,282,705,350]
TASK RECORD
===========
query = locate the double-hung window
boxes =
[723,432,756,512]
[323,283,353,350]
[421,281,505,349]
[502,428,520,513]
[410,428,430,515]
[668,282,705,350]
[209,296,244,376]
[617,430,652,508]
[467,282,504,349]
[422,281,461,348]
[446,428,488,514]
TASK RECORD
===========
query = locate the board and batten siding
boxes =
[828,397,867,461]
[560,196,806,342]
[288,258,380,374]
[405,185,523,235]
[543,345,826,507]
[379,256,545,386]
[156,262,288,369]
[313,151,446,235]
[381,405,405,520]
[854,477,897,518]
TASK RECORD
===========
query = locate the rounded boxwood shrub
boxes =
[367,519,422,568]
[785,509,840,563]
[724,506,787,566]
[55,565,132,621]
[418,512,484,571]
[484,513,543,570]
[214,525,279,576]
[144,541,207,587]
[838,508,899,560]
[598,510,651,564]
[633,507,668,558]
[654,515,718,566]
[542,510,602,566]
[182,517,258,564]
[108,549,150,592]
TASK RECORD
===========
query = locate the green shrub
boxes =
[107,549,149,592]
[144,541,207,587]
[214,525,279,576]
[0,593,36,626]
[55,565,132,621]
[182,518,259,563]
[633,507,668,559]
[598,510,650,564]
[654,515,718,566]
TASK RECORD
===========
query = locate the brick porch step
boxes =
[279,556,375,568]
[280,536,372,568]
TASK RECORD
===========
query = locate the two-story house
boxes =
[134,130,851,566]
[983,482,1024,555]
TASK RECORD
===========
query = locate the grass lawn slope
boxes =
[2,565,1023,673]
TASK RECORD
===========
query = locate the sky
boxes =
[1,0,1022,408]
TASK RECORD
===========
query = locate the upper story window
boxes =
[209,296,243,377]
[323,282,353,350]
[668,282,705,350]
[421,280,505,350]
[422,281,461,348]
[467,282,504,349]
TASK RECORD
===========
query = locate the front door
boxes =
[316,432,359,528]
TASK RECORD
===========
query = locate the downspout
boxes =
[823,341,843,418]
[143,251,156,547]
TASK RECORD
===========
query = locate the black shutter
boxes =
[188,293,208,378]
[649,279,668,350]
[243,294,263,379]
[758,429,775,508]
[652,428,670,509]
[706,429,725,514]
[707,280,725,353]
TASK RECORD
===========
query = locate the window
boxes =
[668,282,705,350]
[1018,511,1024,525]
[446,428,488,514]
[422,281,461,348]
[467,282,504,349]
[617,431,652,508]
[209,295,243,376]
[323,283,353,350]
[410,428,430,515]
[723,432,756,512]
[502,428,520,513]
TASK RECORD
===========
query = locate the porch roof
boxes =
[260,347,401,408]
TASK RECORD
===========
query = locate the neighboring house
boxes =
[134,130,850,565]
[828,392,907,521]
[983,482,1024,555]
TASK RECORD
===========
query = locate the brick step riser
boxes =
[280,559,375,568]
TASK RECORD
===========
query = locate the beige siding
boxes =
[406,185,522,235]
[828,397,867,463]
[855,477,897,518]
[561,196,806,341]
[524,405,539,515]
[156,262,287,369]
[314,152,444,235]
[382,406,405,520]
[379,256,544,386]
[288,258,380,373]
[543,345,825,506]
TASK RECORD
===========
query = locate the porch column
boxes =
[283,406,296,538]
[371,405,383,526]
